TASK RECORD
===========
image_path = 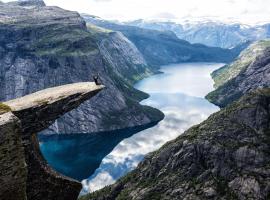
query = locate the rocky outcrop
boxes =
[0,2,164,134]
[0,82,103,200]
[207,40,270,107]
[7,0,46,7]
[80,89,270,200]
[0,112,27,200]
[83,15,245,68]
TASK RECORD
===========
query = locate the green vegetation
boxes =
[87,23,112,35]
[79,89,270,200]
[78,186,112,200]
[31,25,99,56]
[212,39,270,88]
[0,103,11,114]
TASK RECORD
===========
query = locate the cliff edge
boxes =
[0,82,104,200]
[80,89,270,200]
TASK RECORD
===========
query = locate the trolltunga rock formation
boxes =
[0,82,104,200]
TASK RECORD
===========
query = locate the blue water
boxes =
[38,123,157,181]
[39,62,224,194]
[81,62,223,193]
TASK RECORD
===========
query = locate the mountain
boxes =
[0,82,103,200]
[125,19,270,48]
[206,40,270,107]
[7,0,46,7]
[80,88,270,200]
[83,15,245,67]
[0,1,164,134]
[79,36,270,200]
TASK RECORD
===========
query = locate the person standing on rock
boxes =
[93,74,101,85]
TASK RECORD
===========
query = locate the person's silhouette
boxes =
[93,74,100,85]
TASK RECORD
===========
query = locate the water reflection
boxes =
[82,62,223,193]
[39,123,158,181]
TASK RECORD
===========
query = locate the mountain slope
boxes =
[80,89,270,200]
[125,19,270,48]
[0,2,164,134]
[83,15,244,67]
[206,40,270,107]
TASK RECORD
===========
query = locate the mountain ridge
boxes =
[206,39,270,107]
[80,88,270,200]
[0,2,164,134]
[83,14,246,67]
[124,19,270,48]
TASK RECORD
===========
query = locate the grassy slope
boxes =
[206,39,270,107]
[211,39,270,88]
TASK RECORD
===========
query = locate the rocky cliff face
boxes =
[7,0,46,7]
[207,40,270,107]
[0,2,164,134]
[80,89,270,200]
[0,112,27,200]
[83,15,244,68]
[0,82,103,200]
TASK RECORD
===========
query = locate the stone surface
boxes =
[80,89,270,200]
[5,82,104,134]
[207,41,270,107]
[0,112,27,200]
[0,82,104,200]
[7,0,46,7]
[0,1,164,134]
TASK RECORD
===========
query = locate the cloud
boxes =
[81,64,221,193]
[93,0,112,2]
[151,12,177,20]
[42,0,270,25]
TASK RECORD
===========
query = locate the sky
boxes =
[39,0,270,25]
[1,0,269,24]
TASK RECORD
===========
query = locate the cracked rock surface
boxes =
[0,82,103,200]
[81,89,270,200]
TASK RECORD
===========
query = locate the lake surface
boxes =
[80,62,223,193]
[39,62,224,194]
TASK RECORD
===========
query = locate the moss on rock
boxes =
[0,103,11,115]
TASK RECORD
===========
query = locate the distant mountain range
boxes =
[124,19,270,48]
[83,15,248,67]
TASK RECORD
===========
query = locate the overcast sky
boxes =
[3,0,270,24]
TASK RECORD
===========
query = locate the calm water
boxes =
[39,123,158,181]
[80,62,224,193]
[39,62,224,194]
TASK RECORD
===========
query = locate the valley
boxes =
[0,0,269,200]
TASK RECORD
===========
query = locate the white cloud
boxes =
[1,0,269,24]
[39,0,270,24]
[81,63,220,193]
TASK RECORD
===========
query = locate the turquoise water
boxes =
[81,62,224,193]
[39,62,224,194]
[39,123,157,181]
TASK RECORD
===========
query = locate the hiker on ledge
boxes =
[93,74,101,85]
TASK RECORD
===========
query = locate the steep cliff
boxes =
[0,82,103,200]
[0,2,164,134]
[83,15,244,68]
[207,40,270,107]
[80,88,270,200]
